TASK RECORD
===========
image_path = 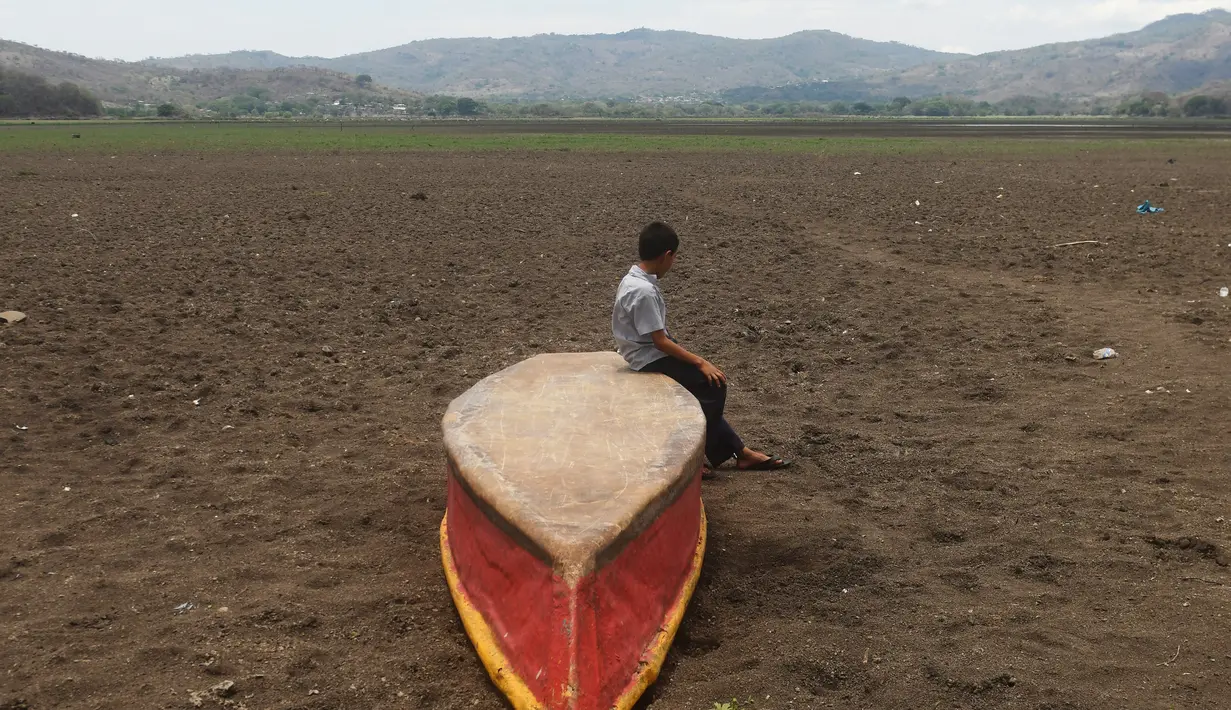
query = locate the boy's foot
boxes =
[735,448,792,471]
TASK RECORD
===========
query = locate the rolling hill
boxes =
[149,29,961,99]
[861,9,1231,101]
[0,39,415,106]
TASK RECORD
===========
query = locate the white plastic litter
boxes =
[1093,348,1118,360]
[1220,287,1229,298]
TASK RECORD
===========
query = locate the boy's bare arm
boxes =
[650,330,727,386]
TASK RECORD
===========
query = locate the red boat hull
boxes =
[441,468,706,710]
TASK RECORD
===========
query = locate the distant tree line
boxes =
[107,85,1231,122]
[469,92,1231,118]
[720,80,1231,118]
[149,90,489,119]
[1116,92,1230,117]
[120,90,1231,119]
[0,66,102,118]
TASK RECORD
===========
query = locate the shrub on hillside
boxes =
[0,66,102,117]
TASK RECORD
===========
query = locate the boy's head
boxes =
[638,221,679,275]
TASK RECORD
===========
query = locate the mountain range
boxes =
[144,10,1231,101]
[146,29,960,99]
[3,9,1231,106]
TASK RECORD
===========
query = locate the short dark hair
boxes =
[638,222,679,261]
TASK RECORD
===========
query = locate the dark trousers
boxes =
[640,356,745,466]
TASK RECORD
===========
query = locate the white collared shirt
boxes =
[612,265,669,370]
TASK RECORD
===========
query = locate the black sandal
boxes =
[738,455,792,471]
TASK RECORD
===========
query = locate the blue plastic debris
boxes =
[1137,200,1164,214]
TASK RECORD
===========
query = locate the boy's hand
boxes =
[648,330,726,385]
[697,359,727,387]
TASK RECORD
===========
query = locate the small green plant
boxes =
[714,699,750,710]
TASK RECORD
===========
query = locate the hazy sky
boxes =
[3,0,1227,60]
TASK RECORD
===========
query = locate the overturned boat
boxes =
[441,352,707,710]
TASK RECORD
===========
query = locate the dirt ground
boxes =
[2,141,1229,710]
